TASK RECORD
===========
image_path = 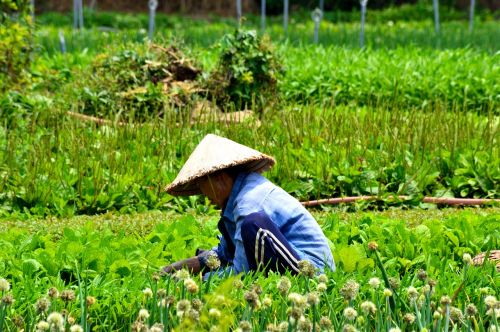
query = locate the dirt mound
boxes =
[76,42,204,121]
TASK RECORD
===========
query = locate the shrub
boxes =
[0,0,33,93]
[207,29,282,112]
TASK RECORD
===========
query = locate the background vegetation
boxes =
[0,3,498,331]
[0,3,498,218]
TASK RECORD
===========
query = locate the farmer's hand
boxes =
[160,256,202,275]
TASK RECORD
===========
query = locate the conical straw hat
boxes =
[166,134,275,196]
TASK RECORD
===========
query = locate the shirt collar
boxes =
[222,172,248,219]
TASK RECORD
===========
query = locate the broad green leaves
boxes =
[0,210,498,330]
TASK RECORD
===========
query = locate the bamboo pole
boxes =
[302,196,500,207]
[66,110,259,127]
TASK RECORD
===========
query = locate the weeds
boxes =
[0,100,497,217]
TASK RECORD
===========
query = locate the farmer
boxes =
[161,134,335,277]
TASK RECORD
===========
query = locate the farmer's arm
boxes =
[161,218,234,275]
[160,255,203,275]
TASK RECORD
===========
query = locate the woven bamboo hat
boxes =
[166,134,275,196]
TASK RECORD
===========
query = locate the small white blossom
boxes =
[277,277,291,295]
[342,323,359,332]
[407,286,419,300]
[0,278,10,292]
[318,274,328,283]
[421,284,431,295]
[440,295,451,305]
[174,269,190,281]
[150,325,163,332]
[433,311,442,320]
[343,307,358,321]
[36,321,50,332]
[465,304,478,317]
[137,308,150,321]
[317,282,327,292]
[176,299,191,317]
[307,292,320,306]
[368,277,381,289]
[360,301,377,315]
[278,321,289,331]
[47,312,64,331]
[184,278,199,294]
[463,253,473,265]
[340,280,360,301]
[288,293,307,308]
[209,308,221,319]
[486,308,500,317]
[297,316,312,332]
[484,295,497,308]
[70,325,84,332]
[206,253,221,270]
[143,288,153,298]
[263,296,273,308]
[403,313,416,324]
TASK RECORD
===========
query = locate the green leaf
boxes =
[444,230,459,248]
[336,245,364,273]
[22,258,42,276]
[109,259,132,277]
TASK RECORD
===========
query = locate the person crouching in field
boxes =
[161,134,335,277]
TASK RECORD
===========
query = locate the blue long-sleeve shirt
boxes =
[211,172,335,275]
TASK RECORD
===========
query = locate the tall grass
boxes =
[1,100,498,217]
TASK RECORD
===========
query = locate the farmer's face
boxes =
[198,171,234,209]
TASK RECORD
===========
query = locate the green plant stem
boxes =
[0,301,5,332]
[151,279,158,326]
[205,271,213,294]
[75,260,87,331]
[494,310,499,332]
[414,301,423,330]
[386,296,392,329]
[373,250,397,311]
[444,304,450,332]
[436,317,442,332]
[312,304,317,332]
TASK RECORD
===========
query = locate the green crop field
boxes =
[0,209,499,331]
[0,1,499,331]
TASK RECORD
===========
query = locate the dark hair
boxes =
[209,167,240,181]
